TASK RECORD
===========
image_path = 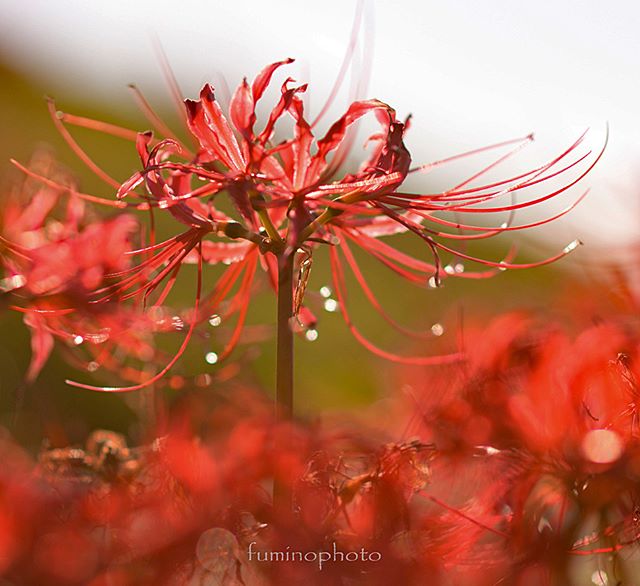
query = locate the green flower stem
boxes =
[273,251,294,510]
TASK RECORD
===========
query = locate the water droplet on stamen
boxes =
[444,265,454,275]
[500,222,508,229]
[87,361,99,372]
[324,299,338,312]
[498,262,508,272]
[454,263,465,274]
[205,352,218,364]
[208,315,222,327]
[319,286,332,298]
[427,276,440,288]
[563,239,581,253]
[305,329,319,342]
[431,323,444,336]
[171,316,184,331]
[72,335,84,345]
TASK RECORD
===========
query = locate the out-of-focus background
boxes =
[0,0,637,447]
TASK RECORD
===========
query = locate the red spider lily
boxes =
[0,385,518,586]
[5,309,640,585]
[0,154,176,384]
[395,310,640,582]
[12,59,603,391]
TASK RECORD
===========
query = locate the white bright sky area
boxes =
[0,0,638,256]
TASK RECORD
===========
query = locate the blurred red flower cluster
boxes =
[0,52,619,586]
[0,299,639,584]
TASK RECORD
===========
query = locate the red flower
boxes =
[12,59,603,389]
[1,153,171,384]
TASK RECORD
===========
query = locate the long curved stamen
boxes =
[54,111,140,142]
[338,230,436,339]
[408,133,534,175]
[216,249,259,362]
[65,241,204,392]
[46,98,122,189]
[328,236,463,365]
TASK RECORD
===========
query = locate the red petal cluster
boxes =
[8,58,601,386]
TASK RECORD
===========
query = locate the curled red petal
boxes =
[306,100,399,185]
[252,57,294,103]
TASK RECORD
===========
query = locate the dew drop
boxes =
[172,316,184,331]
[87,361,99,372]
[431,323,444,336]
[498,262,508,272]
[329,235,341,245]
[454,263,465,274]
[208,315,222,327]
[305,329,319,342]
[427,276,440,288]
[563,239,581,253]
[319,286,332,298]
[72,335,84,346]
[444,265,454,275]
[205,352,218,365]
[500,222,508,229]
[324,299,338,312]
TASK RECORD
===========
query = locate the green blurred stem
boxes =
[276,252,294,419]
[273,251,294,509]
